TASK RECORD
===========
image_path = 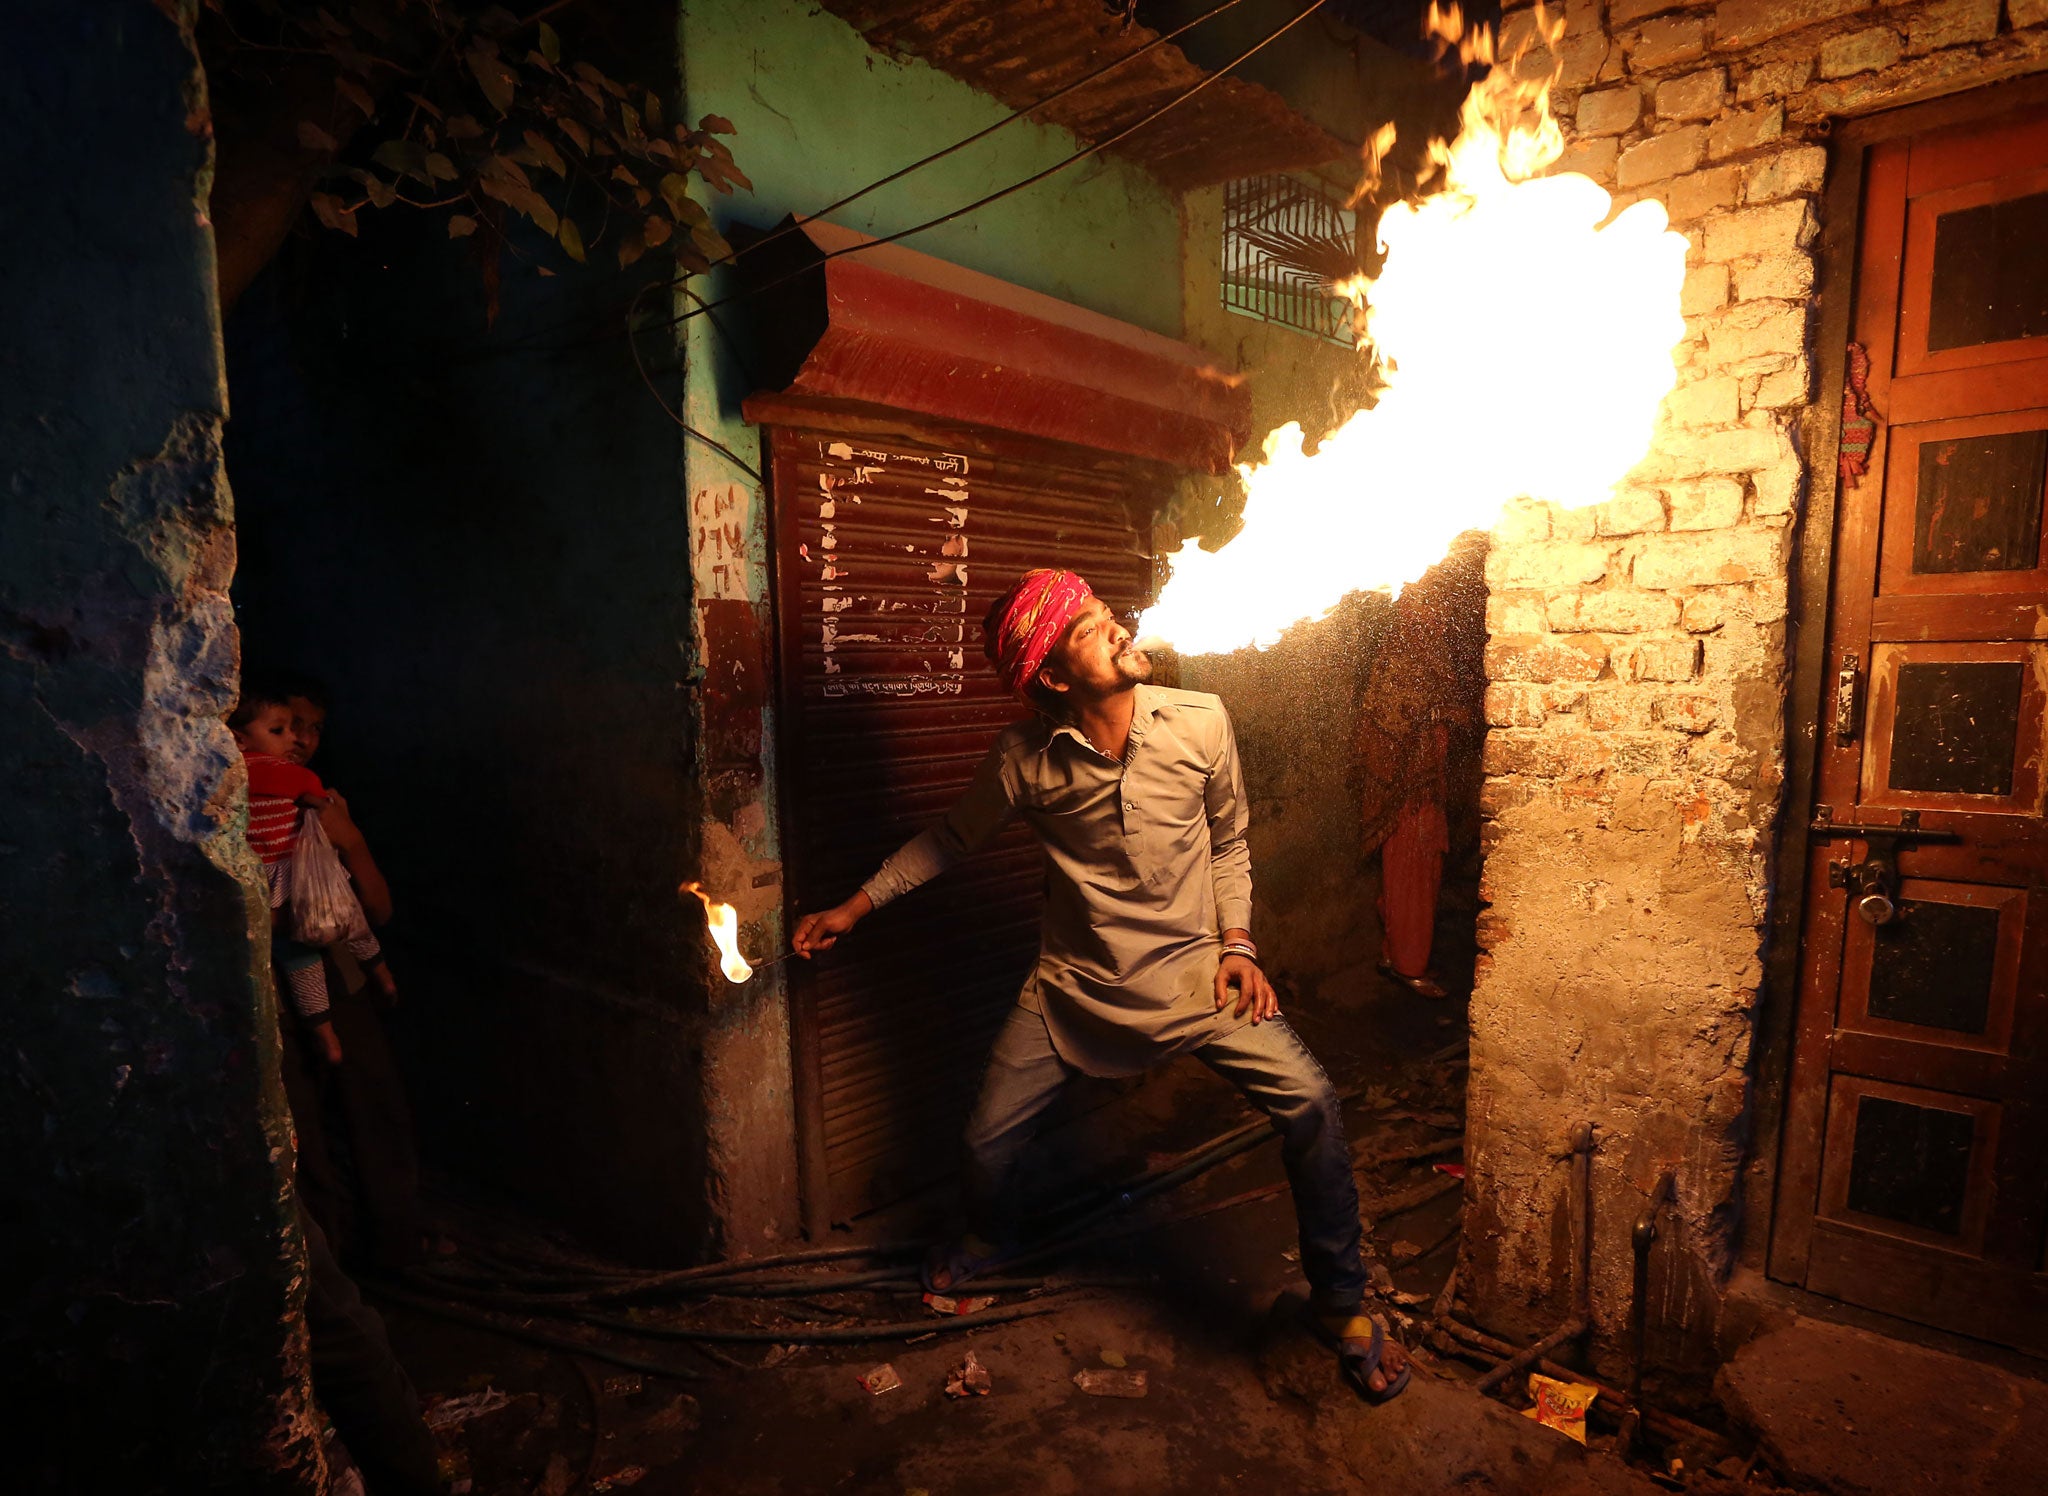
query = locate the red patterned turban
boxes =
[983,569,1095,703]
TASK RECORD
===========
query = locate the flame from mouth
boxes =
[681,881,755,984]
[1140,4,1689,656]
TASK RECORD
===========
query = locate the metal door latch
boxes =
[1809,808,1957,926]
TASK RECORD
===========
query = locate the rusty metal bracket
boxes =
[1833,652,1861,744]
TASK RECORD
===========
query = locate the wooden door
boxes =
[1774,104,2048,1353]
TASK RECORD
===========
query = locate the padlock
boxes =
[1850,855,1896,926]
[1828,852,1899,926]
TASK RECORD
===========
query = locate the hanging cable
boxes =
[653,0,1334,337]
[627,306,763,481]
[683,0,1254,281]
[469,0,1258,363]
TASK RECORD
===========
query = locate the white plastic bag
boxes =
[291,808,369,947]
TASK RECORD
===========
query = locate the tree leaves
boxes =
[235,0,745,282]
[464,45,517,116]
[693,134,750,194]
[572,61,626,100]
[520,128,567,177]
[335,75,377,120]
[656,172,695,221]
[371,137,439,186]
[691,221,731,260]
[480,153,531,192]
[309,192,358,236]
[349,166,397,209]
[477,154,558,236]
[557,218,586,263]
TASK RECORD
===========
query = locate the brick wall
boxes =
[1465,0,2048,1360]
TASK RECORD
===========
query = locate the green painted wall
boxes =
[680,0,1184,335]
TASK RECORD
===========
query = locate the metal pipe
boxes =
[1437,1316,1729,1453]
[1569,1121,1595,1327]
[1479,1122,1597,1395]
[1626,1171,1676,1449]
[1475,1315,1589,1391]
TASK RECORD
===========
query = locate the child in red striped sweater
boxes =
[230,690,394,1063]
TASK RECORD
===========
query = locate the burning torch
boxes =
[680,882,794,983]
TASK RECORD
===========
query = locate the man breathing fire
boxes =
[792,568,1409,1402]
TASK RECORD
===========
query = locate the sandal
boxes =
[1304,1306,1412,1405]
[920,1233,1009,1295]
[1378,962,1448,999]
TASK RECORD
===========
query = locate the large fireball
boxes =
[1141,7,1688,656]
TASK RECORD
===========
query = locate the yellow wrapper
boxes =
[1521,1373,1600,1443]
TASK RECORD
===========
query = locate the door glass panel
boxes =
[1912,429,2048,573]
[1868,901,1999,1033]
[1844,1095,1974,1235]
[1927,190,2048,351]
[1888,660,2025,795]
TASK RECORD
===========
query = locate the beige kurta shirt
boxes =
[861,684,1255,1078]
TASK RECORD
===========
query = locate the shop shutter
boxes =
[762,408,1159,1226]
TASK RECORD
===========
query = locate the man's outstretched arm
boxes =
[791,737,1018,957]
[1205,707,1278,1022]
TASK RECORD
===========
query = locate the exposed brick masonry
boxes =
[1465,0,2048,1362]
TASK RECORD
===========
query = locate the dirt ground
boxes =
[370,960,1737,1496]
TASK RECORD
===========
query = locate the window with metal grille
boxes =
[1220,174,1360,344]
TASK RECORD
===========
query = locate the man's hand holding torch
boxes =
[791,891,873,959]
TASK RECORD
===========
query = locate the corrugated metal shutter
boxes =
[764,411,1158,1227]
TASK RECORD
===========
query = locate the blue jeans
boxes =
[961,1005,1369,1312]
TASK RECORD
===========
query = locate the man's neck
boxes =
[1070,685,1139,762]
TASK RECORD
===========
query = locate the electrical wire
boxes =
[626,307,764,480]
[651,0,1335,337]
[607,0,1328,456]
[460,0,1255,364]
[390,1065,1461,1357]
[409,1272,1107,1344]
[368,1280,713,1379]
[679,0,1254,283]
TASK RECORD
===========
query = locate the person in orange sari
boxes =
[1354,556,1486,999]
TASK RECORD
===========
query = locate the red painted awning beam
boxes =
[734,219,1253,475]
